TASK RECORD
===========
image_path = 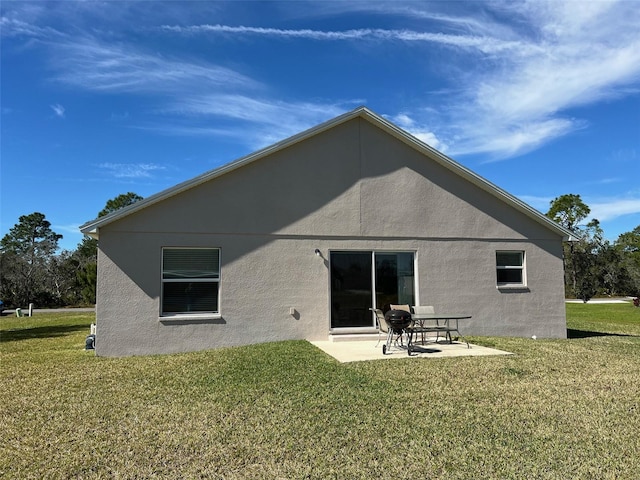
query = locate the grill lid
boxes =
[384,310,412,330]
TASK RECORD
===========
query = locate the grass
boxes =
[1,304,639,479]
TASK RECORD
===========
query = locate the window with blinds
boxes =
[161,248,220,314]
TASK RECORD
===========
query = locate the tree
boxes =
[0,194,145,308]
[546,194,591,297]
[77,192,143,263]
[76,262,97,305]
[77,192,143,261]
[1,212,62,259]
[72,192,144,305]
[0,213,62,307]
[616,225,640,256]
[571,219,605,302]
[546,194,590,232]
[98,192,143,217]
[545,196,639,300]
[615,225,640,296]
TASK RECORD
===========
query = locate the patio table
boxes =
[409,313,472,348]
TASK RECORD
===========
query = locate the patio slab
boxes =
[311,339,512,363]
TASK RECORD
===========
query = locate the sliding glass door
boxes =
[330,251,415,328]
[330,252,372,328]
[374,252,415,312]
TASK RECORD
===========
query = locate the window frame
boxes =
[496,250,526,288]
[160,247,221,317]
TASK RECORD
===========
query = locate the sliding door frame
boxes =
[329,249,418,330]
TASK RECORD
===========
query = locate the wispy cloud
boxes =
[159,95,354,148]
[386,113,447,151]
[52,223,87,250]
[158,2,640,159]
[0,16,66,39]
[607,148,638,164]
[2,12,260,97]
[159,24,535,55]
[588,177,624,186]
[4,14,354,146]
[5,1,639,161]
[50,103,65,118]
[50,39,259,94]
[53,223,81,235]
[435,1,640,159]
[590,198,640,223]
[245,1,639,160]
[98,163,166,179]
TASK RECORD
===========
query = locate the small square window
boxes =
[496,251,525,286]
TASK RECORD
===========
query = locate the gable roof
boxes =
[80,106,577,241]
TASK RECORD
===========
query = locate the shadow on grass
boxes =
[567,328,637,339]
[0,324,89,342]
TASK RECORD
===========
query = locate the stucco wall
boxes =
[94,117,566,356]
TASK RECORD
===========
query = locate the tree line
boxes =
[0,193,142,309]
[546,194,640,302]
[0,192,638,309]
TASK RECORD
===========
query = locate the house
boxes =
[80,107,575,356]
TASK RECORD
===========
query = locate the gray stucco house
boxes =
[80,107,574,357]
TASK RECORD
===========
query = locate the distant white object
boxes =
[565,299,629,304]
[90,323,97,335]
[532,335,537,340]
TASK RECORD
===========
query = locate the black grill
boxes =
[384,310,412,331]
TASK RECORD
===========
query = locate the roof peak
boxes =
[80,106,575,241]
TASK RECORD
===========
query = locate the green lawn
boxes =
[1,304,639,479]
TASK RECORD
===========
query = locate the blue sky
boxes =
[1,0,639,252]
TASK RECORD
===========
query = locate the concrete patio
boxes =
[311,339,512,363]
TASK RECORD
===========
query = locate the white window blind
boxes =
[163,249,220,279]
[161,248,220,314]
